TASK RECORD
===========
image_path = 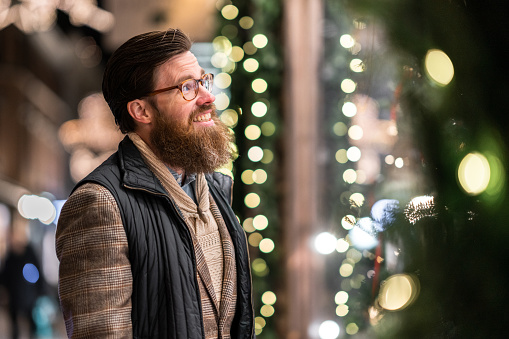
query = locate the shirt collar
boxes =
[167,167,196,187]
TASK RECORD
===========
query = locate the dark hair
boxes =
[102,28,192,133]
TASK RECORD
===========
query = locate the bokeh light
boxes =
[221,4,239,20]
[261,149,274,164]
[245,193,261,208]
[261,122,276,136]
[425,49,454,86]
[342,102,357,117]
[314,232,338,254]
[336,238,350,253]
[23,263,40,283]
[260,304,275,317]
[251,101,268,117]
[318,320,340,339]
[333,122,348,136]
[335,149,348,164]
[336,304,349,316]
[341,79,356,93]
[248,146,264,162]
[215,72,232,89]
[335,291,349,304]
[245,125,262,140]
[244,58,259,72]
[458,152,490,195]
[348,125,363,140]
[262,291,277,305]
[378,274,420,311]
[253,34,269,48]
[345,323,359,335]
[341,215,355,230]
[239,16,254,29]
[253,214,269,230]
[340,34,355,48]
[17,194,56,224]
[241,170,255,185]
[343,169,357,184]
[253,169,268,184]
[252,78,268,93]
[259,238,275,253]
[215,92,230,110]
[347,146,361,162]
[350,58,364,72]
[220,109,239,127]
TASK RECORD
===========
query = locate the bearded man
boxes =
[55,29,254,339]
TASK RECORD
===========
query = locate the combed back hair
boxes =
[102,28,192,133]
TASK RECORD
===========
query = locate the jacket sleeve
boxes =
[55,183,133,338]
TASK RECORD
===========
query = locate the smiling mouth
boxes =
[193,113,211,122]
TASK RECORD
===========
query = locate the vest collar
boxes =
[117,136,168,195]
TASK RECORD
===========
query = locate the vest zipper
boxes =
[123,183,206,339]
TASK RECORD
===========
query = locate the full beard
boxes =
[149,103,234,174]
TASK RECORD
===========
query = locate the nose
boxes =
[195,83,215,106]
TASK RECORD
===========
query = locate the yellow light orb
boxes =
[348,125,363,140]
[253,214,269,230]
[248,146,264,162]
[341,79,356,93]
[336,238,350,253]
[253,34,268,48]
[261,149,274,164]
[212,36,232,54]
[378,274,420,311]
[243,41,257,55]
[262,291,277,305]
[350,193,365,207]
[343,169,357,184]
[245,193,261,208]
[425,49,454,86]
[458,152,491,195]
[345,323,359,335]
[339,263,354,277]
[259,238,275,253]
[248,232,263,247]
[255,316,266,329]
[341,215,355,230]
[252,78,268,93]
[350,58,365,73]
[215,72,232,89]
[333,122,347,136]
[260,304,275,317]
[220,109,238,127]
[241,170,255,185]
[335,291,349,305]
[336,304,349,317]
[211,52,229,68]
[245,125,262,140]
[342,102,357,117]
[252,258,268,274]
[214,92,230,110]
[335,149,348,164]
[340,34,355,48]
[261,122,276,136]
[221,4,239,20]
[253,169,268,184]
[251,101,267,117]
[239,16,254,29]
[243,58,259,72]
[243,217,255,232]
[230,46,244,62]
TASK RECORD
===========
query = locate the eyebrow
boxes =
[174,69,206,85]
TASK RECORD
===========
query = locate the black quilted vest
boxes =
[74,137,253,339]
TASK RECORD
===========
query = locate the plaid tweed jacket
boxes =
[56,136,254,338]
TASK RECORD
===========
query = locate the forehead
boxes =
[154,51,201,85]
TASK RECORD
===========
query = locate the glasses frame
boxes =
[146,73,214,101]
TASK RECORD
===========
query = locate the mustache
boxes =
[189,104,217,121]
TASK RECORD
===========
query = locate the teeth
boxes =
[193,113,211,122]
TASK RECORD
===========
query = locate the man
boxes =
[55,28,254,338]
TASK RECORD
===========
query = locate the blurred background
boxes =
[1,0,509,338]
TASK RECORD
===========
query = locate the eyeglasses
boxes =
[147,73,214,101]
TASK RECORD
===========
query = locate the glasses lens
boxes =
[181,79,199,100]
[202,74,213,92]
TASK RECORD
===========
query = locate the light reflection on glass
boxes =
[458,152,490,195]
[378,274,420,311]
[425,49,454,86]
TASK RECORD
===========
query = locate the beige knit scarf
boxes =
[128,132,224,304]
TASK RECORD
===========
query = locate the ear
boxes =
[127,99,153,125]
